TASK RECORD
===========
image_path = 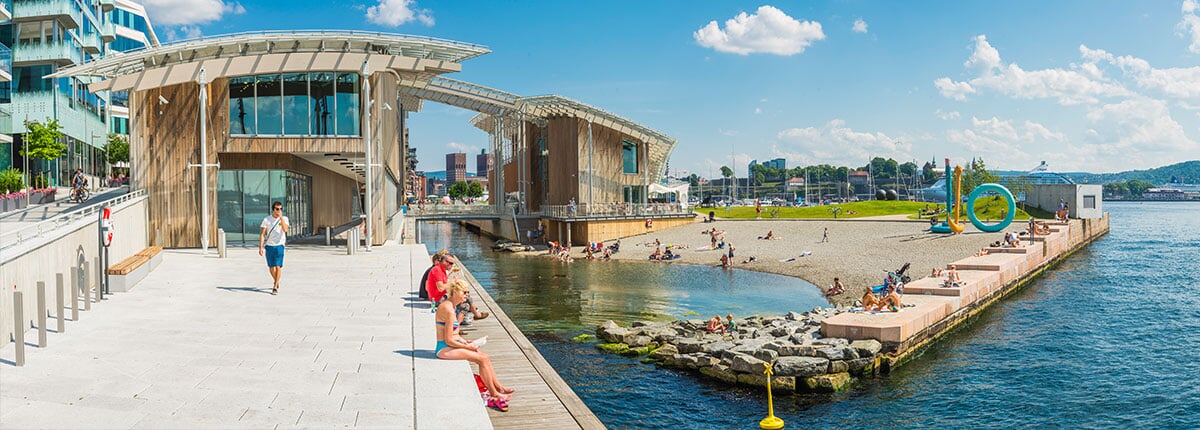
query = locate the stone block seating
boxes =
[106,246,163,292]
[407,247,492,428]
[823,220,1090,347]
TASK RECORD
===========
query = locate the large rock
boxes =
[631,320,655,328]
[803,372,852,393]
[737,373,796,394]
[596,343,629,354]
[789,333,815,345]
[847,358,875,376]
[751,349,779,363]
[729,353,767,374]
[849,339,882,357]
[675,338,707,354]
[785,311,803,321]
[695,355,721,368]
[777,344,821,357]
[815,347,848,361]
[700,363,739,384]
[627,335,653,348]
[643,327,677,343]
[773,356,830,378]
[597,324,633,344]
[813,338,849,348]
[703,341,736,355]
[650,343,678,361]
[827,360,849,374]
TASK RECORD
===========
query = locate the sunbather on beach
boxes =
[944,265,963,287]
[758,230,774,240]
[879,286,903,312]
[825,277,846,297]
[860,290,881,310]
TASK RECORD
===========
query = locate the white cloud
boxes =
[718,128,739,136]
[141,0,245,26]
[1073,97,1200,170]
[943,117,1065,168]
[935,109,961,120]
[694,6,825,56]
[1079,45,1200,100]
[852,18,868,34]
[1180,0,1200,53]
[754,107,763,114]
[366,0,434,27]
[446,142,479,154]
[935,35,1131,105]
[776,119,912,166]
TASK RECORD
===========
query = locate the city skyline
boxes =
[142,0,1200,175]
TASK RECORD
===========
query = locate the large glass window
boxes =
[335,73,360,136]
[309,72,335,135]
[622,141,638,174]
[282,73,309,135]
[216,169,312,244]
[255,74,282,135]
[227,72,358,137]
[228,76,256,135]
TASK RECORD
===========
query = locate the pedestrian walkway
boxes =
[0,243,491,428]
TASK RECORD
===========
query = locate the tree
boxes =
[686,174,700,187]
[719,165,733,179]
[466,181,484,198]
[1125,179,1155,197]
[961,157,1000,196]
[104,133,130,165]
[448,181,468,200]
[21,119,66,179]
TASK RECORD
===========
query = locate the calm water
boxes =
[419,201,1200,429]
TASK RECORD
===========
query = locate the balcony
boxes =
[12,0,82,29]
[99,0,115,12]
[78,31,102,54]
[99,21,115,42]
[13,41,84,66]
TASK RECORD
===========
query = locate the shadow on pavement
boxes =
[394,349,438,360]
[216,286,272,294]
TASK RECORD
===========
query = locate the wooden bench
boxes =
[107,246,163,292]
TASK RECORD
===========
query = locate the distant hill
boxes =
[1063,160,1200,184]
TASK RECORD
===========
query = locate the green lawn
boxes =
[697,201,934,219]
[694,199,1047,221]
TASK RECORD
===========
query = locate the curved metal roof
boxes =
[48,30,490,88]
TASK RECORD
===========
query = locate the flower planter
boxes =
[0,198,10,213]
[31,191,56,204]
[15,195,27,209]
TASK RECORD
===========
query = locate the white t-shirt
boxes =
[261,215,289,246]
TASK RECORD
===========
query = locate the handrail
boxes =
[0,189,146,250]
[540,202,692,219]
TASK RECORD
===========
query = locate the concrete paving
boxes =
[0,242,491,429]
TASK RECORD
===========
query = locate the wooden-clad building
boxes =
[51,32,490,249]
[52,31,682,249]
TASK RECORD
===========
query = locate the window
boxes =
[255,74,282,135]
[622,140,638,174]
[228,76,256,135]
[227,72,359,137]
[335,73,360,136]
[282,73,309,135]
[309,72,335,135]
[1083,195,1096,209]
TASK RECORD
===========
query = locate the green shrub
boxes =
[31,173,49,189]
[0,168,24,193]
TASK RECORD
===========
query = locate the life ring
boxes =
[645,219,653,228]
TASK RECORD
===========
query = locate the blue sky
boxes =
[144,0,1200,175]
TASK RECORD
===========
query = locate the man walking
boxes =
[259,201,289,295]
[821,227,829,243]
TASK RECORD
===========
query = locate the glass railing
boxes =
[540,202,693,219]
[78,30,102,53]
[12,0,82,28]
[13,41,83,64]
[99,21,115,41]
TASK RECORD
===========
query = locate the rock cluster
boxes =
[593,309,883,393]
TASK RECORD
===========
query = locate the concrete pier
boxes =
[821,215,1110,368]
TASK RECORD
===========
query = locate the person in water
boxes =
[435,280,514,411]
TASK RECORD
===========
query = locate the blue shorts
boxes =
[264,245,285,267]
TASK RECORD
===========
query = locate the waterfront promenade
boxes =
[0,239,594,429]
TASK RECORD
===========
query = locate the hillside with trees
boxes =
[1065,160,1200,185]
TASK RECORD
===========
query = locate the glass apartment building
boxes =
[0,0,157,184]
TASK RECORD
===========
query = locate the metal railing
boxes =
[0,189,145,251]
[541,202,692,219]
[408,203,506,218]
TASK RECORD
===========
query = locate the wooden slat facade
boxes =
[130,73,404,248]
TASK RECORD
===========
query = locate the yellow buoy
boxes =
[759,362,785,429]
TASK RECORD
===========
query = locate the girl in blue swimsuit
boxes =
[436,279,515,411]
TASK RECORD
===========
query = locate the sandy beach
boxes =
[580,216,1013,307]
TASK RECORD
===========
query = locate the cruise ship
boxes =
[911,161,1072,202]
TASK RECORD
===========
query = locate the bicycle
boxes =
[71,187,90,203]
